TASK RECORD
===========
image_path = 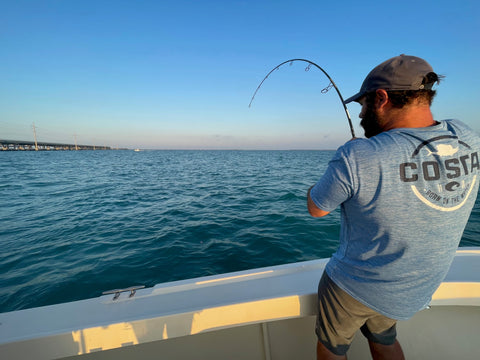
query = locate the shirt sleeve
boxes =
[309,148,354,212]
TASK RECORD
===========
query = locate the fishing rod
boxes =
[249,58,356,138]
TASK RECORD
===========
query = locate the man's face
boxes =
[359,96,383,138]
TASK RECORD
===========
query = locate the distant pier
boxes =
[0,139,112,151]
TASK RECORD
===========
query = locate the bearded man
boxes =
[307,55,480,360]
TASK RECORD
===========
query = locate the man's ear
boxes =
[375,89,389,109]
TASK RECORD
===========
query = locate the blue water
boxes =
[1,150,479,314]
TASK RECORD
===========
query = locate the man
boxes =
[307,54,480,359]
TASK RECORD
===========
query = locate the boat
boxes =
[0,247,479,359]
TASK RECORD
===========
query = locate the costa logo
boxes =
[399,135,479,211]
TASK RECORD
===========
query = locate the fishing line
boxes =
[249,58,356,138]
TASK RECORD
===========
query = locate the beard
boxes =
[360,105,384,138]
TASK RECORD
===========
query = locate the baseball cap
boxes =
[344,55,436,104]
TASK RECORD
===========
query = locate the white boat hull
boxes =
[1,248,479,359]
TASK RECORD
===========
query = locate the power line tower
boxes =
[32,122,38,151]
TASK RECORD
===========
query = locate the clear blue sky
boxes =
[1,0,479,149]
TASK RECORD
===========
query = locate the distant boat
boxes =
[0,247,479,359]
[134,149,141,152]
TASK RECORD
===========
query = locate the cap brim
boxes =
[343,92,363,104]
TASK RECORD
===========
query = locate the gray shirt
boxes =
[310,119,480,319]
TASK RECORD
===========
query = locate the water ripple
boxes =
[0,150,478,313]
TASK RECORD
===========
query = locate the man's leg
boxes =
[361,317,402,360]
[368,339,405,360]
[317,340,347,360]
[316,273,360,358]
[317,336,405,360]
[316,272,404,359]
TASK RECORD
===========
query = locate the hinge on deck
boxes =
[102,285,145,300]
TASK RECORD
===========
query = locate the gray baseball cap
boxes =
[344,55,436,104]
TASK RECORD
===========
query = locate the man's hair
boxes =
[387,89,437,107]
[365,72,443,108]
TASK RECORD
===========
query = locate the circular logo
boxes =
[399,135,479,211]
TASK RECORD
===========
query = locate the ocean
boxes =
[1,150,479,314]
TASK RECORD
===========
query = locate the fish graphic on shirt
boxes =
[426,144,459,157]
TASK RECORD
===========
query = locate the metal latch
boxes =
[102,285,145,300]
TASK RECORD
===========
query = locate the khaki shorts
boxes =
[316,272,397,356]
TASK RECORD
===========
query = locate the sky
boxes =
[1,0,479,150]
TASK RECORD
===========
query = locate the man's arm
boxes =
[307,185,330,218]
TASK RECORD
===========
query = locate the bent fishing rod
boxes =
[249,58,356,138]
